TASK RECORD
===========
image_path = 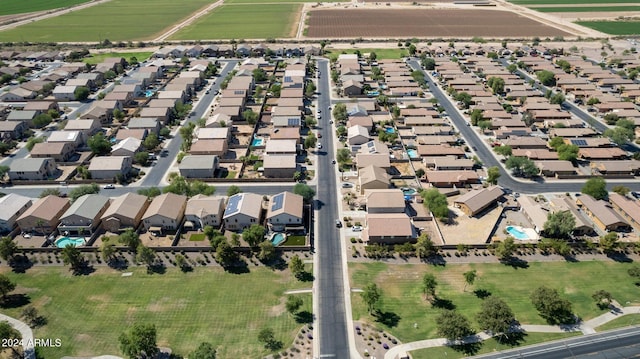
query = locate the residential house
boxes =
[88,156,132,180]
[185,195,226,229]
[47,130,83,149]
[347,125,371,146]
[223,193,264,231]
[190,139,228,156]
[17,195,70,235]
[0,120,26,140]
[7,110,37,128]
[52,85,77,101]
[30,142,75,162]
[58,194,111,236]
[575,195,631,232]
[63,119,101,139]
[128,118,160,135]
[266,192,304,232]
[263,154,297,178]
[609,193,640,232]
[265,139,297,155]
[9,157,56,180]
[365,189,406,214]
[424,170,479,187]
[111,137,141,157]
[363,213,416,244]
[100,193,150,233]
[0,194,32,233]
[178,155,219,178]
[454,187,504,217]
[535,160,577,177]
[142,193,188,232]
[359,165,390,195]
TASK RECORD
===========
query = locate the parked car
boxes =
[317,143,322,149]
[104,184,115,189]
[352,226,363,232]
[335,219,342,228]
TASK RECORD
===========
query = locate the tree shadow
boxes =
[295,310,314,324]
[108,256,129,270]
[606,252,633,263]
[226,260,250,274]
[450,340,482,355]
[9,255,33,273]
[374,310,401,328]
[498,331,527,347]
[422,254,447,266]
[72,262,95,276]
[297,271,315,282]
[432,297,456,310]
[0,294,31,309]
[146,263,166,275]
[179,265,193,273]
[473,289,492,299]
[31,315,48,328]
[501,257,529,269]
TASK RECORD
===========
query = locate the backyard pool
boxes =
[506,225,537,240]
[407,149,419,158]
[144,90,156,98]
[270,233,286,246]
[384,127,395,134]
[252,137,265,147]
[55,237,85,248]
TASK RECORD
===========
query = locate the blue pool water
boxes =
[402,188,416,196]
[271,233,286,246]
[407,149,419,158]
[385,127,395,134]
[252,137,265,146]
[55,237,85,248]
[506,226,530,240]
[144,90,155,98]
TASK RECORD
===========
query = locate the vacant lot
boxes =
[0,0,90,16]
[170,4,300,40]
[0,0,212,42]
[1,266,310,358]
[350,261,638,344]
[83,51,153,65]
[575,20,640,35]
[306,9,570,37]
[532,5,640,12]
[327,48,408,60]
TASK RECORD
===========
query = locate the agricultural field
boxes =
[225,0,339,3]
[305,9,570,38]
[350,261,639,344]
[83,51,153,65]
[0,0,91,16]
[0,266,311,358]
[531,5,640,12]
[575,20,640,35]
[327,48,409,60]
[170,4,301,40]
[509,0,640,4]
[0,0,212,42]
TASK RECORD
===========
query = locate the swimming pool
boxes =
[506,225,534,240]
[385,127,395,134]
[252,137,265,147]
[144,90,155,98]
[55,237,85,248]
[407,149,419,158]
[271,233,286,246]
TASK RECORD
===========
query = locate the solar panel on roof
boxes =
[288,118,299,126]
[571,139,587,146]
[225,194,243,216]
[234,90,243,95]
[367,142,375,148]
[271,193,284,211]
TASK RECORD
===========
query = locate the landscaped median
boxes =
[350,261,640,357]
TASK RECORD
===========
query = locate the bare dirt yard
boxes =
[305,8,571,37]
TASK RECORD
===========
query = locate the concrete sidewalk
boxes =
[0,313,35,359]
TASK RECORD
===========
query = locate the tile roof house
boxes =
[347,125,371,146]
[266,191,304,232]
[88,156,133,180]
[30,142,75,162]
[0,193,32,233]
[9,157,56,181]
[178,155,219,178]
[365,189,406,214]
[189,139,228,156]
[111,137,141,157]
[608,193,640,232]
[454,186,504,217]
[185,195,226,229]
[58,194,111,236]
[424,170,479,188]
[575,195,631,232]
[223,193,264,231]
[359,165,390,195]
[100,193,150,233]
[47,130,83,149]
[142,193,187,232]
[363,213,416,244]
[263,154,297,178]
[17,195,70,235]
[0,120,27,140]
[535,160,577,177]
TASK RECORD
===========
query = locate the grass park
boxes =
[0,0,212,42]
[575,21,640,35]
[170,4,301,40]
[350,261,640,346]
[0,0,91,16]
[82,51,153,65]
[532,5,640,12]
[0,265,312,358]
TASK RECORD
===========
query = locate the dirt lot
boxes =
[306,8,570,37]
[439,201,503,245]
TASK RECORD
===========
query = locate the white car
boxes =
[316,143,322,149]
[104,184,116,189]
[352,226,363,232]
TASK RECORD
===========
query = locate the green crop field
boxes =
[225,0,340,3]
[350,261,639,345]
[509,0,640,4]
[532,5,640,12]
[0,0,91,16]
[576,21,640,35]
[170,4,301,40]
[0,0,212,42]
[0,266,311,358]
[83,51,153,65]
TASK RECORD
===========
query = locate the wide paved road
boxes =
[472,326,640,359]
[407,59,640,194]
[314,58,351,358]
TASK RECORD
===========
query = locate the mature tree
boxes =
[293,183,316,202]
[556,144,579,162]
[0,237,18,262]
[603,113,619,125]
[189,342,217,359]
[242,225,266,248]
[476,296,515,335]
[463,270,477,292]
[136,245,156,268]
[21,306,43,327]
[226,185,243,197]
[549,93,565,105]
[535,70,556,86]
[134,151,149,166]
[336,125,347,137]
[455,91,472,109]
[137,187,161,198]
[581,177,607,200]
[592,290,613,309]
[487,166,501,185]
[506,63,517,73]
[530,286,574,324]
[493,145,512,157]
[243,109,259,125]
[543,211,576,239]
[420,189,449,219]
[332,103,348,123]
[628,265,640,284]
[179,122,196,151]
[74,86,90,101]
[495,237,516,260]
[0,143,12,156]
[61,245,85,273]
[436,310,474,341]
[285,295,303,315]
[336,148,351,163]
[305,81,316,98]
[305,116,317,128]
[0,274,16,300]
[118,228,141,252]
[252,68,267,82]
[215,241,237,268]
[163,176,216,197]
[88,132,112,155]
[612,185,630,196]
[25,136,45,151]
[361,283,382,314]
[599,232,619,253]
[119,323,159,359]
[289,254,305,280]
[470,109,483,126]
[304,133,317,149]
[415,168,425,179]
[414,233,437,258]
[422,273,437,301]
[257,327,282,350]
[142,133,160,151]
[487,77,505,94]
[505,156,538,177]
[0,321,20,355]
[258,241,276,262]
[100,239,117,264]
[421,57,436,70]
[604,126,634,146]
[33,113,53,128]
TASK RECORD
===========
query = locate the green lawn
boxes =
[225,0,339,3]
[575,21,640,35]
[1,266,311,358]
[0,0,91,16]
[327,48,409,61]
[532,5,640,12]
[409,332,581,359]
[169,4,301,40]
[189,233,206,241]
[596,313,640,331]
[350,261,639,344]
[283,235,306,246]
[509,0,640,4]
[83,52,153,65]
[0,0,212,42]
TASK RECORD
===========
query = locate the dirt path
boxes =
[152,0,225,42]
[0,0,113,32]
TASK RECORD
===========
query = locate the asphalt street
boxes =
[314,58,351,359]
[407,59,640,194]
